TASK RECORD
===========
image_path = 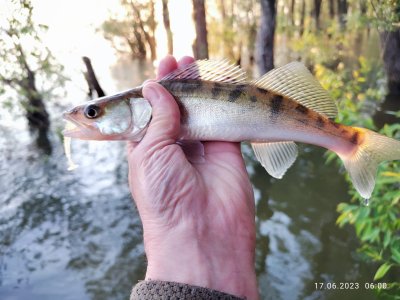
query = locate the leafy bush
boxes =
[315,59,400,297]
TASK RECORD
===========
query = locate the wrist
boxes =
[144,224,258,299]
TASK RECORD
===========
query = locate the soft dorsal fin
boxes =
[161,59,247,84]
[252,62,338,118]
[251,141,298,179]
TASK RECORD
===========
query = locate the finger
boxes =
[156,55,178,80]
[177,56,195,68]
[203,141,242,155]
[140,82,180,145]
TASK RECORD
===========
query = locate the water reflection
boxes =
[373,93,400,129]
[245,144,378,300]
[110,58,155,90]
[0,126,145,300]
[0,58,381,300]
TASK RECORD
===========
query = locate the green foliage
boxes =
[314,58,400,297]
[336,149,400,296]
[315,57,385,126]
[367,0,400,32]
[207,0,258,65]
[0,0,65,115]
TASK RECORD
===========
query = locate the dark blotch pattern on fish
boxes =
[250,95,257,103]
[316,116,325,128]
[177,80,203,94]
[295,104,309,115]
[350,131,360,144]
[211,83,222,98]
[228,85,244,102]
[271,95,283,116]
[297,118,309,125]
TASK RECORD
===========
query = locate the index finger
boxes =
[156,55,195,80]
[156,55,178,79]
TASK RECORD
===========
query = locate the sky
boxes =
[27,0,196,72]
[1,0,196,94]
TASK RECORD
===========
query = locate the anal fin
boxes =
[251,141,298,179]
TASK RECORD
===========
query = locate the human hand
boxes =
[127,55,258,299]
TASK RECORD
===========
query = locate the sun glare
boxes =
[155,0,196,60]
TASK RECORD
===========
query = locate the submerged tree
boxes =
[381,29,400,95]
[0,0,65,153]
[102,0,157,61]
[102,18,147,59]
[337,0,348,30]
[128,0,157,61]
[162,0,173,55]
[256,0,277,74]
[192,0,209,59]
[313,0,322,30]
[374,1,400,95]
[82,57,106,99]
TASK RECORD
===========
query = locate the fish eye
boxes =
[84,105,101,119]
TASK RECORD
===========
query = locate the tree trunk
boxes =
[337,0,348,30]
[246,1,257,66]
[256,0,276,75]
[290,0,295,27]
[148,1,157,60]
[162,0,173,55]
[26,84,51,154]
[82,56,105,98]
[380,29,400,95]
[314,0,322,30]
[300,0,306,36]
[131,22,147,58]
[359,0,367,14]
[17,46,52,153]
[328,0,335,19]
[26,94,50,133]
[192,0,209,59]
[130,0,157,61]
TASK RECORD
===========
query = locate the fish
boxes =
[63,59,400,199]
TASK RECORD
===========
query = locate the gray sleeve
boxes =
[130,280,246,300]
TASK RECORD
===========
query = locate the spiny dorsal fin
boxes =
[252,62,338,118]
[251,141,298,179]
[161,59,247,84]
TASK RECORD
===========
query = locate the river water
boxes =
[0,57,381,300]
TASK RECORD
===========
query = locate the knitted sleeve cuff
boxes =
[130,280,246,300]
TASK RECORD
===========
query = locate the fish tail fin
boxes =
[339,127,400,199]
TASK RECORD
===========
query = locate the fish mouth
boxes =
[62,112,96,139]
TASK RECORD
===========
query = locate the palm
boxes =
[129,141,254,237]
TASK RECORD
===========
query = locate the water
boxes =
[0,58,381,300]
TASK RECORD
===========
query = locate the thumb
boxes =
[140,81,180,146]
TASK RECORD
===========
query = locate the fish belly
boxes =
[178,97,279,142]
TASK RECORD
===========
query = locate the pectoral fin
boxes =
[251,141,298,179]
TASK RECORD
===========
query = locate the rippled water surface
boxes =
[0,59,381,300]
